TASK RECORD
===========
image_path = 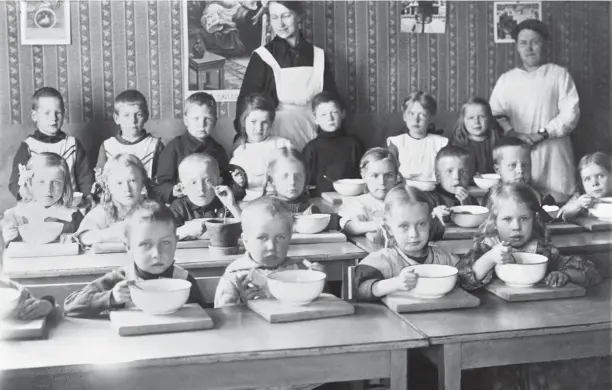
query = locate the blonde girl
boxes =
[558,152,612,220]
[230,94,293,190]
[450,97,503,176]
[387,91,448,182]
[76,154,153,245]
[2,152,82,244]
[354,185,455,301]
[339,147,401,236]
[263,147,319,214]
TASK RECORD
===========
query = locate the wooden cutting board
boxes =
[547,221,586,234]
[484,279,586,302]
[0,316,48,340]
[291,231,346,244]
[6,242,80,258]
[572,217,612,232]
[443,224,478,240]
[109,304,214,336]
[382,288,480,313]
[247,293,354,323]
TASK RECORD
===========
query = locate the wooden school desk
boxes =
[0,304,427,390]
[397,279,612,390]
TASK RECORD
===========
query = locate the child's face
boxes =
[180,163,219,207]
[362,159,398,200]
[463,104,489,140]
[495,199,534,248]
[184,104,215,141]
[31,97,64,136]
[242,213,292,268]
[402,102,431,138]
[581,163,610,198]
[314,102,344,133]
[437,156,470,194]
[495,147,532,184]
[114,103,146,137]
[244,109,272,143]
[107,166,145,209]
[271,160,306,201]
[127,221,177,274]
[386,202,431,257]
[31,166,65,207]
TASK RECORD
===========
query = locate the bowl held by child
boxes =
[129,279,192,315]
[293,214,331,234]
[204,218,242,247]
[473,173,501,190]
[333,179,366,197]
[590,202,612,221]
[450,205,489,228]
[404,179,437,192]
[267,269,326,305]
[18,221,64,244]
[403,264,458,299]
[495,252,548,288]
[0,288,22,319]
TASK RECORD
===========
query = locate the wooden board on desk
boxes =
[547,221,586,234]
[382,288,480,313]
[109,304,213,336]
[6,242,80,258]
[247,294,354,323]
[0,315,48,340]
[484,279,586,302]
[443,224,477,240]
[572,217,612,232]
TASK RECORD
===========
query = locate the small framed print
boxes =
[20,0,71,45]
[494,1,542,43]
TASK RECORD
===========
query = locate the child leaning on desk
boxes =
[64,200,206,317]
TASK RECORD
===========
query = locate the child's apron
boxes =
[254,46,324,151]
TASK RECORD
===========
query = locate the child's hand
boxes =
[2,221,19,243]
[237,273,261,301]
[214,185,236,207]
[432,206,450,225]
[488,241,515,265]
[181,220,206,238]
[111,280,132,305]
[18,298,53,320]
[454,187,470,203]
[393,268,419,291]
[544,271,570,288]
[578,194,594,209]
[303,259,325,273]
[173,183,184,198]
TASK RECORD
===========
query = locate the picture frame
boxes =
[400,1,447,35]
[20,0,71,45]
[494,1,542,43]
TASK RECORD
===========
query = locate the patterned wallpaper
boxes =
[0,1,609,150]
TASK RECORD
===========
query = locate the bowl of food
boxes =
[495,252,548,287]
[591,201,612,221]
[0,288,22,319]
[293,214,330,234]
[450,205,489,228]
[333,179,366,197]
[404,179,437,192]
[473,173,501,190]
[403,264,458,299]
[542,205,560,219]
[18,221,64,244]
[267,269,326,305]
[129,279,192,315]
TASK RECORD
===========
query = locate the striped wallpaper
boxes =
[0,1,609,146]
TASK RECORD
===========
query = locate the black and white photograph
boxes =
[494,1,542,43]
[19,0,71,45]
[400,1,447,34]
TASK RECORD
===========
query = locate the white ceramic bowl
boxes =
[542,205,560,219]
[495,252,548,287]
[293,213,331,234]
[0,288,22,319]
[404,179,437,192]
[450,205,489,228]
[18,221,64,244]
[129,279,191,315]
[333,179,366,197]
[591,202,612,221]
[405,264,458,299]
[596,197,612,204]
[473,173,501,189]
[244,188,264,202]
[267,269,326,305]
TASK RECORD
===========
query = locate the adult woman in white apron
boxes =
[234,1,337,151]
[490,19,580,203]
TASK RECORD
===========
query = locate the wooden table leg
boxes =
[437,344,461,390]
[389,349,408,390]
[218,65,225,89]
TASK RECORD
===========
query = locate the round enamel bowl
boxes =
[404,179,437,192]
[405,264,458,299]
[333,179,366,197]
[450,205,489,228]
[293,214,331,234]
[495,253,548,287]
[542,205,560,219]
[473,173,501,190]
[129,279,191,315]
[0,288,22,319]
[18,221,64,244]
[267,270,326,305]
[591,202,612,221]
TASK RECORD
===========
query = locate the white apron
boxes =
[254,46,324,151]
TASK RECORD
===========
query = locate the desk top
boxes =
[398,279,612,344]
[0,303,426,372]
[2,242,366,279]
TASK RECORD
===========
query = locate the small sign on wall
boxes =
[494,1,542,43]
[20,0,71,45]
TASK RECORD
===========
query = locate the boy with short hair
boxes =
[64,200,206,317]
[96,89,163,178]
[302,92,363,196]
[9,87,94,204]
[170,153,242,241]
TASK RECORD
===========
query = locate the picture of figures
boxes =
[183,1,268,102]
[400,1,447,34]
[494,1,542,43]
[20,0,71,45]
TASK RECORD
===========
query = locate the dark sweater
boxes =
[425,185,479,208]
[169,196,229,227]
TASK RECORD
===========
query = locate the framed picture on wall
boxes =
[400,1,447,34]
[494,1,542,43]
[20,0,71,45]
[182,1,270,102]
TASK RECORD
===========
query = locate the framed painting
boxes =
[494,1,542,43]
[20,0,71,45]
